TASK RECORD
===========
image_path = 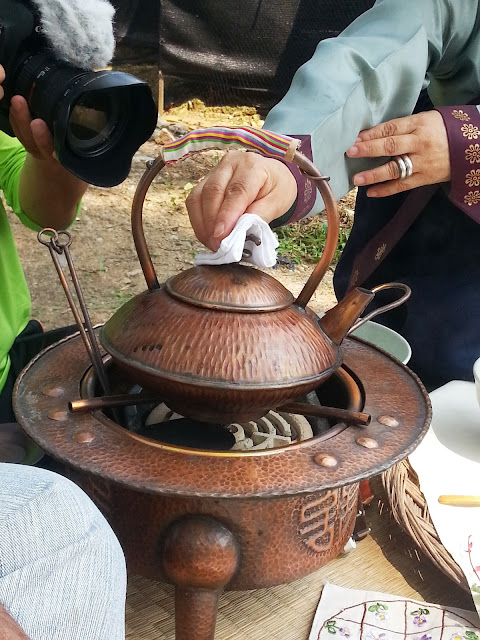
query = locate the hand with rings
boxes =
[346,111,451,197]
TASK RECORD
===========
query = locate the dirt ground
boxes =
[10,102,352,330]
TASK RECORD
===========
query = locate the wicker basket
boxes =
[382,459,469,591]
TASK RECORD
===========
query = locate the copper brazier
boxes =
[14,127,431,639]
[14,331,430,640]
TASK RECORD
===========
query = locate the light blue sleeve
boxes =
[264,0,480,206]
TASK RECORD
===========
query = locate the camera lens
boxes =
[67,92,125,154]
[69,94,111,142]
[7,52,157,186]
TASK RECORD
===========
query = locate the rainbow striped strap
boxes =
[161,126,300,164]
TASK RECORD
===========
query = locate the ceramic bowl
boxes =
[351,321,412,365]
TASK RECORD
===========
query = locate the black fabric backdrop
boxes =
[112,0,375,106]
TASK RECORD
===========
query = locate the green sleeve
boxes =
[265,0,480,207]
[0,130,81,231]
[0,131,40,230]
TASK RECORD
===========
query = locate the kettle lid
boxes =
[166,264,294,312]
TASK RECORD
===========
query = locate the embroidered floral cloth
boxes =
[409,381,480,615]
[309,583,480,640]
[436,106,480,223]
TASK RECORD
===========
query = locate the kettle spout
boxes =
[319,287,375,345]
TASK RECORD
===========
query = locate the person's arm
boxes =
[0,603,31,640]
[14,96,87,229]
[265,0,480,203]
[320,102,480,224]
[187,0,480,246]
[0,96,87,232]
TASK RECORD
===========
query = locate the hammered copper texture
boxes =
[166,264,294,311]
[14,332,430,640]
[100,287,341,420]
[101,287,338,382]
[14,333,431,498]
[109,367,338,423]
[174,589,221,640]
[162,516,240,588]
[55,467,358,590]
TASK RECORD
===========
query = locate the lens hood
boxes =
[52,71,157,187]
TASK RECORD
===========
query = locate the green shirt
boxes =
[0,132,41,394]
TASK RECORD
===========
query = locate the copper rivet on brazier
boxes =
[47,409,69,422]
[73,431,95,444]
[42,386,64,398]
[377,415,400,427]
[356,436,379,449]
[313,453,338,468]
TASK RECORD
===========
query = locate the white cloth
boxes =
[0,464,126,640]
[409,381,480,615]
[309,583,480,640]
[194,214,279,268]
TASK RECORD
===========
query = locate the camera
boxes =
[0,0,158,187]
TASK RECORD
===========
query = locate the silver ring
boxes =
[394,155,407,180]
[401,154,413,178]
[393,154,413,180]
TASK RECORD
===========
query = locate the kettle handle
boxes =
[131,126,339,303]
[347,282,412,335]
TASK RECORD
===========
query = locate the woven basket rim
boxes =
[382,458,469,591]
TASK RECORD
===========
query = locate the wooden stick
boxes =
[438,495,480,507]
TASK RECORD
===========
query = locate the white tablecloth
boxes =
[409,381,480,614]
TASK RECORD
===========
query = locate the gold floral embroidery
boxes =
[461,124,480,140]
[466,169,480,187]
[452,109,470,121]
[375,244,387,261]
[350,269,359,287]
[304,180,313,203]
[465,144,480,164]
[464,190,480,206]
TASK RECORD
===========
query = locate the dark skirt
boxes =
[334,186,480,389]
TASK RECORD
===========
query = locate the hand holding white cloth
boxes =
[194,214,279,268]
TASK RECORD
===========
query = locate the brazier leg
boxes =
[162,515,239,640]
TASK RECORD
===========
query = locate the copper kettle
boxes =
[100,127,410,423]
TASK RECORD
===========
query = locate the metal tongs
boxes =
[38,228,110,396]
[38,228,371,427]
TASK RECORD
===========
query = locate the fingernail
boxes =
[353,175,365,186]
[368,189,378,198]
[346,146,358,157]
[213,222,225,238]
[355,136,362,143]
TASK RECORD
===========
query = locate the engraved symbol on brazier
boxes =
[298,485,358,553]
[82,476,114,517]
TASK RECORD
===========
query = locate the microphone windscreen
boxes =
[29,0,116,69]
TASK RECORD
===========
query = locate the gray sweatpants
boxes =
[0,464,126,639]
